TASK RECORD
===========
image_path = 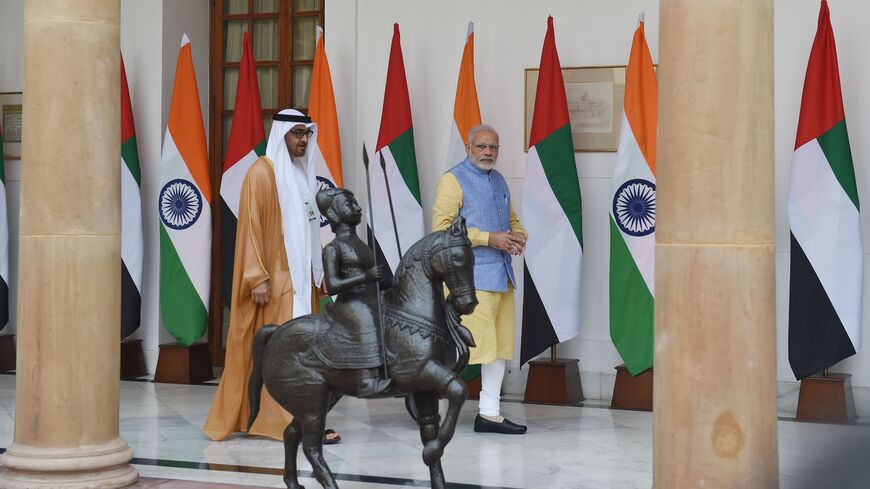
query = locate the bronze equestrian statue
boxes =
[247,188,478,489]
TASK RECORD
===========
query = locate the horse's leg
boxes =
[414,362,467,467]
[299,395,338,489]
[412,392,447,488]
[282,418,304,489]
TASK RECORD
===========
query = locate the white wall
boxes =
[120,0,210,371]
[0,0,23,341]
[328,0,660,394]
[774,1,870,387]
[327,0,870,397]
[3,0,870,398]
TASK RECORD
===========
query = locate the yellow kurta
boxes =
[432,172,527,363]
[204,157,294,441]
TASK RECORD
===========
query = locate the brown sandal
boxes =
[323,428,341,445]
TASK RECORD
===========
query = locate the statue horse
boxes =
[247,218,478,489]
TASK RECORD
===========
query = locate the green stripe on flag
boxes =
[817,119,859,210]
[534,124,582,246]
[122,136,141,185]
[389,128,421,205]
[609,218,653,375]
[159,224,207,346]
[254,138,267,157]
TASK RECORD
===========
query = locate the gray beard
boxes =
[470,158,495,171]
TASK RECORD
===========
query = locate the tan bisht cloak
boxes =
[204,156,294,441]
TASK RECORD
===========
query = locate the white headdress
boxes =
[265,109,323,317]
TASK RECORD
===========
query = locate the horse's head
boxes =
[434,218,478,315]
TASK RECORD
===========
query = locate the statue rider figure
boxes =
[313,187,392,398]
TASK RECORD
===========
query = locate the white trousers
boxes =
[478,359,506,417]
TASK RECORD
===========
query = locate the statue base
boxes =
[523,358,583,405]
[796,372,857,424]
[153,342,214,384]
[120,339,148,379]
[0,334,14,372]
[610,364,653,411]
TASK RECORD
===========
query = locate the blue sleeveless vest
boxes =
[449,158,516,292]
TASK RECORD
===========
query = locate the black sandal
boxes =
[323,428,342,445]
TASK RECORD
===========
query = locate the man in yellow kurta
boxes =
[204,109,333,442]
[432,124,528,435]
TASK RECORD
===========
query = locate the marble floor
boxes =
[1,373,870,488]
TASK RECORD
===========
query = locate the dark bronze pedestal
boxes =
[610,364,653,411]
[153,342,214,384]
[120,339,148,379]
[796,372,857,424]
[523,358,583,405]
[0,334,14,372]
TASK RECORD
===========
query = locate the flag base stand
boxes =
[466,375,481,400]
[153,342,214,384]
[523,358,583,405]
[461,365,481,400]
[795,372,857,424]
[120,338,148,379]
[0,334,14,372]
[610,364,653,411]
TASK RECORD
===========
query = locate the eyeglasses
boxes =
[289,128,314,139]
[472,144,500,151]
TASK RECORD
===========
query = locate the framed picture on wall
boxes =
[524,66,626,152]
[0,92,23,160]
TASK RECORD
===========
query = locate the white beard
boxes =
[470,158,495,171]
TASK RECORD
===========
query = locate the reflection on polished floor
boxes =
[1,374,869,488]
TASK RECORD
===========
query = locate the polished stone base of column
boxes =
[0,437,138,488]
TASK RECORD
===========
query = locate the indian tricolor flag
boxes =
[446,21,481,168]
[121,55,143,340]
[609,18,656,376]
[520,16,583,365]
[0,123,8,330]
[219,31,265,310]
[159,35,212,346]
[310,26,344,247]
[371,23,424,271]
[788,0,862,380]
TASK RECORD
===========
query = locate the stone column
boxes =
[0,1,138,487]
[654,1,778,488]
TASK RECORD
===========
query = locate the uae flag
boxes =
[788,0,862,380]
[219,31,265,310]
[609,17,657,376]
[310,26,344,247]
[121,55,144,339]
[520,17,583,365]
[158,35,212,346]
[0,123,8,331]
[371,23,424,271]
[446,21,481,169]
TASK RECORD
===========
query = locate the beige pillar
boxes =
[0,1,137,487]
[654,1,778,488]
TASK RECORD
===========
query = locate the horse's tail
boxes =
[247,323,279,431]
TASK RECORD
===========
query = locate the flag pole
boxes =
[364,144,389,380]
[379,151,404,258]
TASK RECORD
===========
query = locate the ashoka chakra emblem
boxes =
[613,178,656,237]
[159,179,203,230]
[316,176,336,228]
